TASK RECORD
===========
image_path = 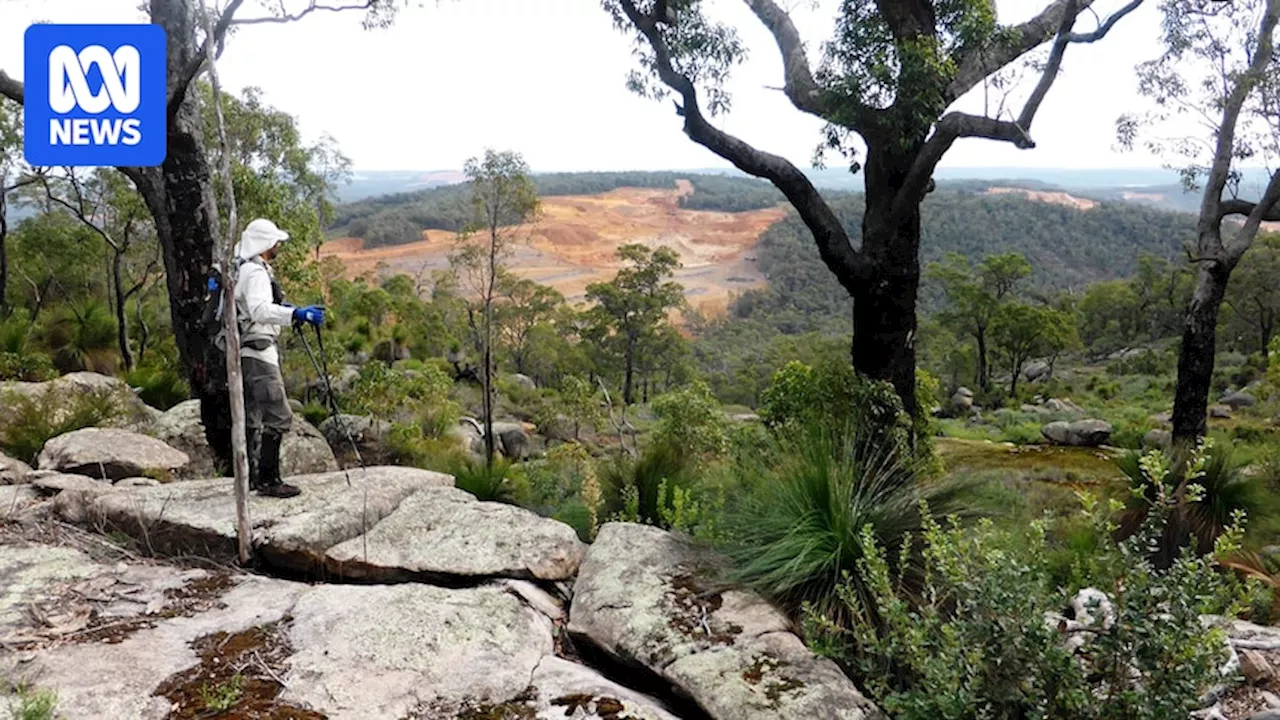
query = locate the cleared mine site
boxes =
[319,180,789,316]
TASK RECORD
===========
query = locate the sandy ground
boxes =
[320,180,788,316]
[985,186,1099,210]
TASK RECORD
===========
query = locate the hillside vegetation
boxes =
[330,171,785,247]
[329,172,1196,293]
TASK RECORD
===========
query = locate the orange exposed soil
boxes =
[320,180,788,316]
[985,186,1098,210]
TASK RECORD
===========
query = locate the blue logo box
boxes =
[23,24,167,167]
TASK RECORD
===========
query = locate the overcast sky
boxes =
[1,0,1174,173]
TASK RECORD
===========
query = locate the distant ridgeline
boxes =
[327,171,785,247]
[730,191,1196,336]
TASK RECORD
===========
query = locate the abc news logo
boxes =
[24,24,166,167]
[48,44,143,147]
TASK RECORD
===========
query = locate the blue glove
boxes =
[207,276,219,292]
[293,305,325,326]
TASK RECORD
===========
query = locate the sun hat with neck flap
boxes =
[235,218,290,261]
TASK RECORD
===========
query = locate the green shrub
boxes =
[343,361,459,436]
[125,364,189,410]
[808,485,1251,720]
[651,380,728,460]
[5,683,59,720]
[600,440,693,523]
[384,421,465,472]
[0,387,125,464]
[0,351,56,382]
[722,419,979,622]
[759,359,914,457]
[996,420,1042,445]
[450,455,517,502]
[1107,348,1174,376]
[300,401,329,428]
[1110,420,1151,450]
[1231,423,1275,445]
[1086,375,1121,400]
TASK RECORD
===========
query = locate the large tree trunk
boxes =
[1172,262,1231,444]
[126,0,229,470]
[856,145,922,420]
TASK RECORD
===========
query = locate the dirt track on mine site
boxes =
[319,180,789,317]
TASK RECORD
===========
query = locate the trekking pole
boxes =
[293,321,365,485]
[294,321,371,565]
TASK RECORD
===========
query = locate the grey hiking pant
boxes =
[242,357,293,433]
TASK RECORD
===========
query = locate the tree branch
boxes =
[1226,170,1280,265]
[0,70,24,105]
[1220,198,1280,222]
[619,0,865,289]
[1199,0,1280,244]
[946,0,1098,104]
[231,0,377,25]
[741,0,883,133]
[1067,0,1142,42]
[169,0,248,123]
[38,170,123,252]
[898,0,1136,219]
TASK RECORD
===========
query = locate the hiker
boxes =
[233,218,326,498]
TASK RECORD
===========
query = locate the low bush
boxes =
[384,421,466,472]
[509,442,605,540]
[806,442,1256,720]
[0,387,125,463]
[450,455,518,503]
[1115,440,1278,566]
[126,364,189,410]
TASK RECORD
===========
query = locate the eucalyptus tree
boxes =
[1119,0,1280,442]
[602,0,1141,418]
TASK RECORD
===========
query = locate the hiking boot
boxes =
[254,429,302,498]
[257,480,302,498]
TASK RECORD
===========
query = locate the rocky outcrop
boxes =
[145,399,337,478]
[37,428,189,481]
[1041,419,1113,447]
[52,466,449,568]
[0,485,38,519]
[0,541,681,720]
[1025,360,1051,382]
[1043,398,1086,415]
[45,466,587,585]
[950,387,975,415]
[319,413,390,464]
[1222,391,1258,410]
[0,371,158,427]
[569,522,884,720]
[493,421,533,459]
[282,583,554,717]
[0,452,31,485]
[325,486,586,582]
[1143,428,1173,450]
[513,373,538,391]
[1211,404,1235,419]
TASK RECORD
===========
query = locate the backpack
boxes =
[203,258,278,353]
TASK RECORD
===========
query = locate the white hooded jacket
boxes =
[234,219,294,367]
